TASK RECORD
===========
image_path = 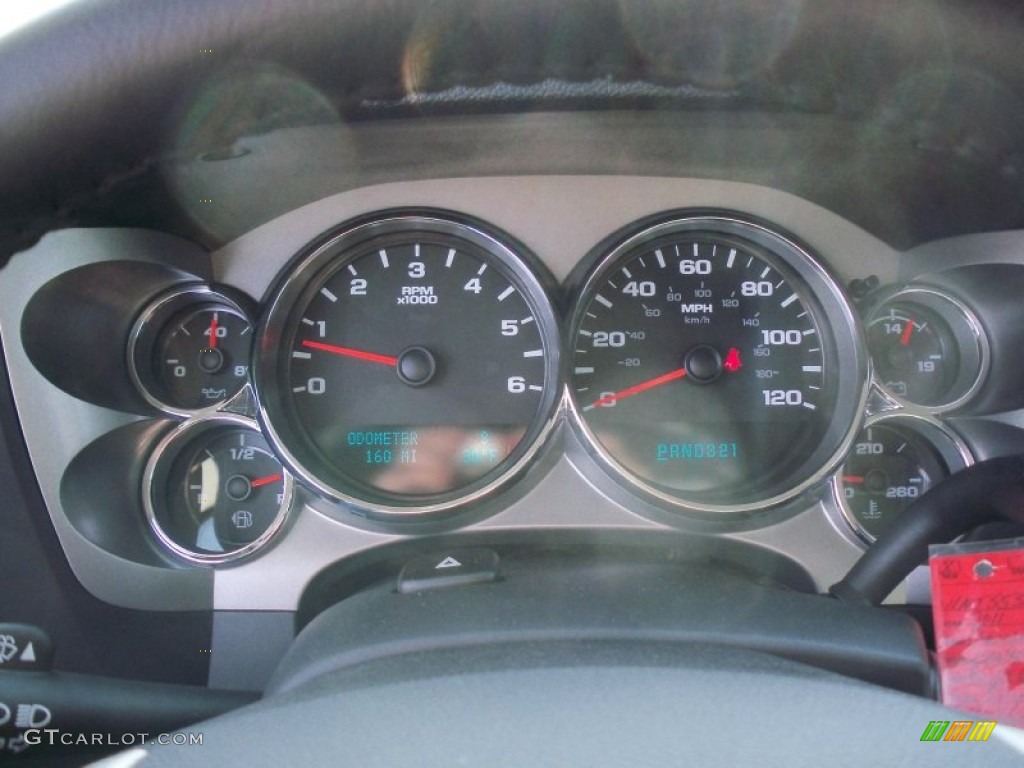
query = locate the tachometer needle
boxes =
[900,319,915,346]
[301,339,398,366]
[588,368,687,409]
[208,312,219,349]
[843,475,865,484]
[251,474,282,488]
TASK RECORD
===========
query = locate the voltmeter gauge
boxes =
[130,285,255,416]
[143,415,292,565]
[836,416,971,543]
[866,288,987,412]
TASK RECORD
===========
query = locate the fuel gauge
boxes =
[144,416,292,565]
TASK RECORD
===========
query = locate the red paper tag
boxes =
[930,538,1024,728]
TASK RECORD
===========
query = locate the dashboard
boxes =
[4,3,1024,763]
[5,175,1024,689]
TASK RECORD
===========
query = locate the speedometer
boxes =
[567,214,868,514]
[255,213,561,518]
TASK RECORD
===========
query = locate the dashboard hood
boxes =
[2,0,1024,261]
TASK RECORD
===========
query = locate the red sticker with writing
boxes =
[930,538,1024,728]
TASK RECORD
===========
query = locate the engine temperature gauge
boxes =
[144,416,293,565]
[837,417,970,543]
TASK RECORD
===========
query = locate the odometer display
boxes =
[568,215,867,513]
[256,215,560,516]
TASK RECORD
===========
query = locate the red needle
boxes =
[302,339,398,366]
[591,368,687,408]
[251,474,282,488]
[723,347,742,373]
[900,319,915,346]
[843,475,865,484]
[208,312,219,350]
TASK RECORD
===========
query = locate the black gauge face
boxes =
[156,306,252,410]
[839,422,950,541]
[866,291,986,410]
[130,287,254,415]
[867,303,956,406]
[257,216,560,514]
[146,420,292,564]
[568,216,867,512]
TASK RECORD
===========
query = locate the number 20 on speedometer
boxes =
[566,214,868,515]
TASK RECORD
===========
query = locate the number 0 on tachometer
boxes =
[567,214,868,514]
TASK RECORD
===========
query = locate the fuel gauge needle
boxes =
[251,474,282,488]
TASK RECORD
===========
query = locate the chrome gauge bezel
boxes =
[865,287,989,414]
[253,213,563,520]
[142,414,294,566]
[830,413,973,546]
[564,213,871,517]
[128,284,255,418]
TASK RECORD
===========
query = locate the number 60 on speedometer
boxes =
[566,214,869,515]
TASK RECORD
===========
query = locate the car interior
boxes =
[2,1,1024,765]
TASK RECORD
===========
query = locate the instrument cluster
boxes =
[9,179,1024,608]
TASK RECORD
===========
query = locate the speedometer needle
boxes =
[588,368,687,409]
[302,339,398,366]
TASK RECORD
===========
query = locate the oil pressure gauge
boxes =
[130,285,255,416]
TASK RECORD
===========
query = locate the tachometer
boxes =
[567,214,868,514]
[255,213,561,518]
